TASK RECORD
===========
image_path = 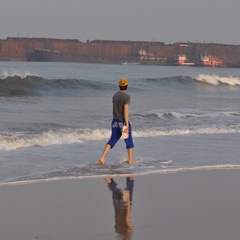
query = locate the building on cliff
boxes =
[0,38,240,67]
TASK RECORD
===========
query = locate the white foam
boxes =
[0,126,239,151]
[0,128,111,151]
[196,74,240,86]
[152,107,240,121]
[0,71,40,79]
[133,126,240,138]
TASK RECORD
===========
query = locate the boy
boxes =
[98,78,134,165]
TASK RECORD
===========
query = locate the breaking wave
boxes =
[1,125,240,151]
[145,74,240,87]
[1,73,240,97]
[196,74,240,86]
[157,110,240,120]
[132,109,240,122]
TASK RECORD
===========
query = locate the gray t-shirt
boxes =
[112,91,130,121]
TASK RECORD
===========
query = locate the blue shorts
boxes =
[107,118,134,149]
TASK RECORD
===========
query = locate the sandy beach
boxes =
[1,169,240,240]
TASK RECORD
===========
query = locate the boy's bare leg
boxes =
[98,144,111,165]
[127,148,134,164]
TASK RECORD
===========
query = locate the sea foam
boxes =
[196,74,240,86]
[0,71,40,79]
[0,126,239,151]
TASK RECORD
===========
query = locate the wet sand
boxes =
[1,169,240,240]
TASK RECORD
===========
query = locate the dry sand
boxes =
[1,169,240,240]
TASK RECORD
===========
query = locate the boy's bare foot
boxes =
[127,159,134,164]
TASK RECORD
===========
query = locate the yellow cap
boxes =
[119,78,128,86]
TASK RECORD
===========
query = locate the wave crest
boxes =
[1,126,240,151]
[0,75,108,96]
[0,128,111,151]
[196,74,240,86]
[145,75,240,87]
[0,71,40,80]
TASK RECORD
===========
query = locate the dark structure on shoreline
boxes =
[1,37,240,67]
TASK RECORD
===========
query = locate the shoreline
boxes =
[1,163,240,186]
[1,168,240,240]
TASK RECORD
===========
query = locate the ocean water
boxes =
[1,61,240,183]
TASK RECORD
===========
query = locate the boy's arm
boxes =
[124,104,129,131]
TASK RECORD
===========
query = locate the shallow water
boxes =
[1,62,240,183]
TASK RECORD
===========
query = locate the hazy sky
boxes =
[1,0,240,44]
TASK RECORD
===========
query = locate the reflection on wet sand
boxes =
[105,177,134,240]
